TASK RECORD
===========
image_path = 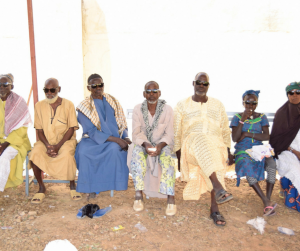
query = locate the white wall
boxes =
[97,0,300,114]
[0,0,83,143]
[2,0,300,147]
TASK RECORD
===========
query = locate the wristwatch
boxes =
[290,147,294,153]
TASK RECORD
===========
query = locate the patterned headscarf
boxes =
[242,90,260,100]
[286,82,300,94]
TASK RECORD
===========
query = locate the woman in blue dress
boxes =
[230,90,277,216]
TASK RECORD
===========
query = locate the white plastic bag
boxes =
[247,217,266,234]
[245,144,274,161]
[44,239,77,251]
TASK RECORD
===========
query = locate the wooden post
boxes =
[27,1,42,180]
[27,0,38,106]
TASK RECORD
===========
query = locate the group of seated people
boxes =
[0,72,299,227]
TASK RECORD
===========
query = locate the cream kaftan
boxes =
[174,97,231,200]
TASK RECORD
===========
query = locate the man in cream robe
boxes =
[29,78,81,203]
[0,73,31,192]
[128,81,176,216]
[174,72,233,226]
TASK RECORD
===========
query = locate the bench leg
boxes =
[110,190,114,197]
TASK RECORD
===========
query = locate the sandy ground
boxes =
[0,176,299,251]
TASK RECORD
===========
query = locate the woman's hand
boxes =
[292,149,300,161]
[237,132,251,143]
[241,108,253,121]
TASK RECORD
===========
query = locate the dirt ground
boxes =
[0,176,299,251]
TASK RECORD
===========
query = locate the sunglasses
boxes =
[0,82,12,88]
[43,87,58,93]
[145,89,160,94]
[287,90,300,96]
[88,83,104,89]
[244,101,258,105]
[195,81,209,86]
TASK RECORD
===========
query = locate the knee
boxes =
[265,158,276,169]
[161,145,172,155]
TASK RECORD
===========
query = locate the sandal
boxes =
[279,191,284,199]
[263,203,277,216]
[210,212,226,227]
[70,190,82,201]
[31,193,45,204]
[215,189,233,204]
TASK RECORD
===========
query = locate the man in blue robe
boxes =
[75,74,131,198]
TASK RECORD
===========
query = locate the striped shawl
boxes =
[76,94,127,137]
[4,92,32,136]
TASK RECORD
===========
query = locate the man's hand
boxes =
[0,142,10,156]
[46,144,60,158]
[124,138,132,145]
[176,149,181,172]
[143,142,156,156]
[228,152,235,165]
[150,142,167,157]
[117,139,129,151]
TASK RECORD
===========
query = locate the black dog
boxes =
[81,204,100,218]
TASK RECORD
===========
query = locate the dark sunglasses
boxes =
[287,90,300,96]
[0,82,12,88]
[244,100,258,105]
[88,83,104,89]
[43,87,58,93]
[195,80,209,86]
[145,89,160,94]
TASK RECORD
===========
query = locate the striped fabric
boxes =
[4,92,32,136]
[76,94,127,136]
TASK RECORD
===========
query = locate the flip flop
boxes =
[76,206,112,219]
[70,190,82,201]
[267,211,276,217]
[210,212,226,227]
[31,193,45,204]
[279,191,284,199]
[93,206,112,218]
[263,203,277,216]
[215,189,233,204]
